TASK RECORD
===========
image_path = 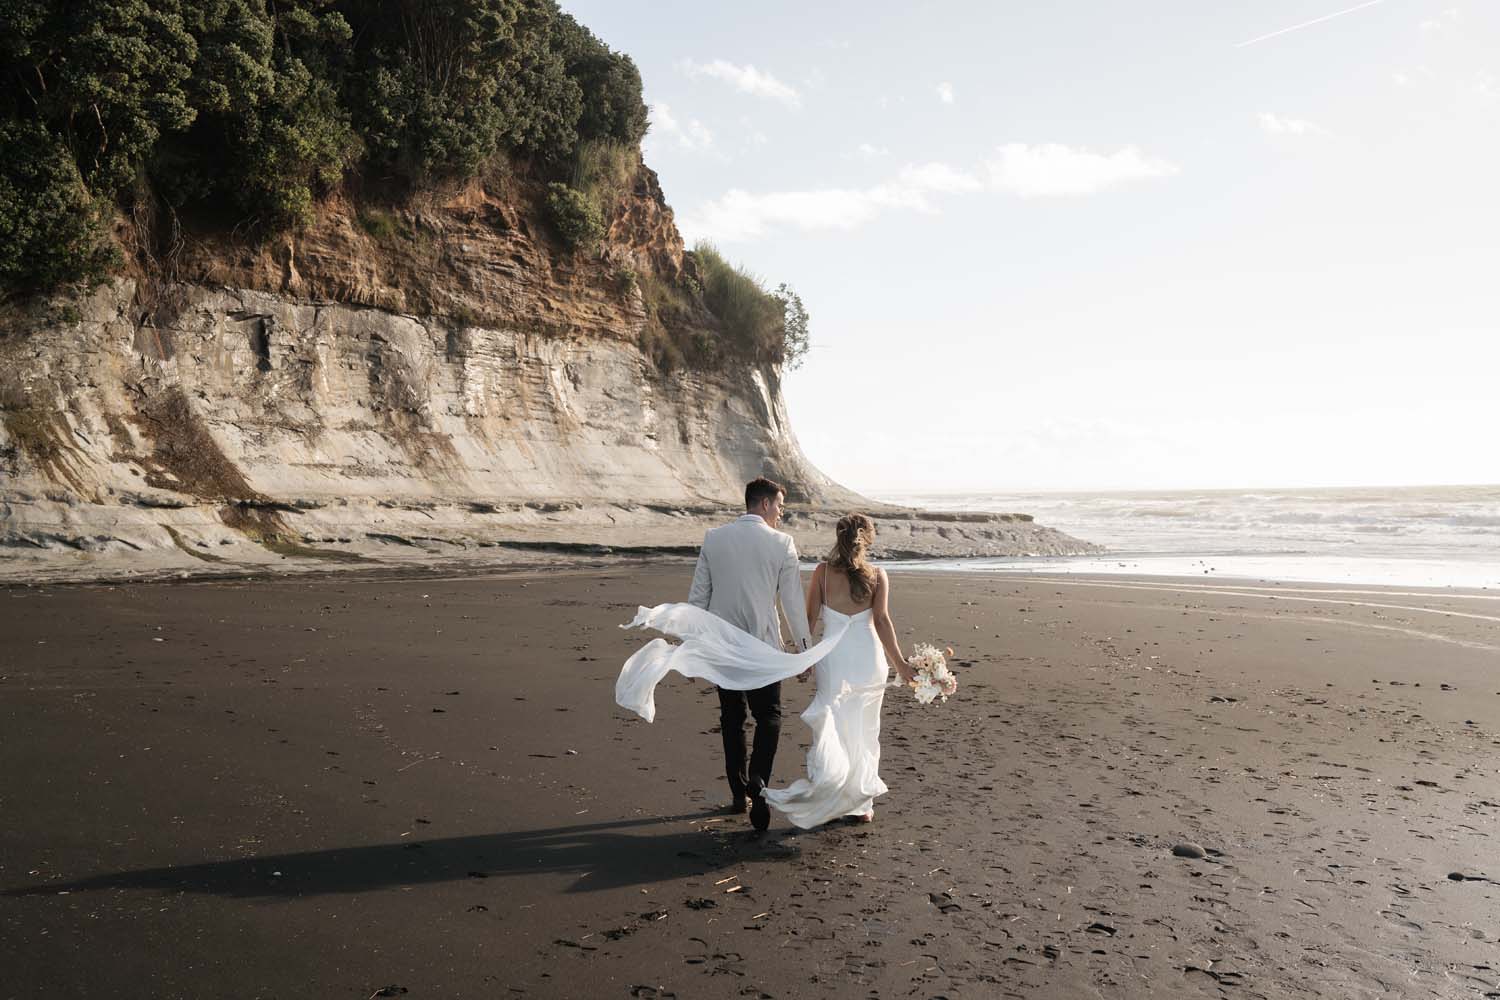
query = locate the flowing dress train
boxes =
[616,603,890,829]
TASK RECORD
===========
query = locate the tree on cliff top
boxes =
[0,0,649,296]
[0,0,194,289]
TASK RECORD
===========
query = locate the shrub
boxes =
[350,0,514,182]
[160,3,360,228]
[237,56,362,227]
[637,323,683,372]
[550,13,648,147]
[447,301,482,329]
[634,270,712,372]
[545,182,604,253]
[615,266,639,296]
[357,60,506,182]
[493,24,583,166]
[356,207,399,240]
[0,122,122,292]
[26,1,198,193]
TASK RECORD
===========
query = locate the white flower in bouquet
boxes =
[905,643,958,704]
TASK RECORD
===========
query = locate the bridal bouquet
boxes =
[906,644,958,704]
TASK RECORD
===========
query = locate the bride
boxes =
[616,513,914,830]
[766,513,913,826]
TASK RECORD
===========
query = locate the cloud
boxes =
[898,162,983,194]
[677,59,800,107]
[1257,111,1329,135]
[936,81,955,104]
[680,189,882,242]
[856,142,890,158]
[984,143,1179,197]
[1420,6,1461,30]
[648,102,713,150]
[1393,65,1438,88]
[678,144,1175,241]
[678,162,982,242]
[1391,60,1496,103]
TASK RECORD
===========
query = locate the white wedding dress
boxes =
[616,602,891,829]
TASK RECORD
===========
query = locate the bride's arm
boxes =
[872,569,913,683]
[805,562,824,637]
[796,563,825,682]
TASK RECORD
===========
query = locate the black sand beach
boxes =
[4,565,1500,998]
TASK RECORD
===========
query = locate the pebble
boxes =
[1171,843,1207,859]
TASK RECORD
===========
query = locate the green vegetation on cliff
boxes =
[692,243,809,371]
[0,1,811,373]
[0,0,645,293]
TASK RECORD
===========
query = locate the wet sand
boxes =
[3,565,1500,999]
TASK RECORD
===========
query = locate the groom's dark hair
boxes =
[745,477,785,510]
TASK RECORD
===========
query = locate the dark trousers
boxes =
[718,681,782,801]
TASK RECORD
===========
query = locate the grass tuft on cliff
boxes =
[691,243,810,370]
[571,139,638,214]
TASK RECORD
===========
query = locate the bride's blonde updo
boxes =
[827,513,877,604]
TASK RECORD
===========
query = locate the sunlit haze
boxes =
[562,0,1497,492]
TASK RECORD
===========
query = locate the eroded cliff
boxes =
[0,166,1098,581]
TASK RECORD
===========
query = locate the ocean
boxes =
[872,484,1500,590]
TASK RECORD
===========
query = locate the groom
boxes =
[688,477,813,830]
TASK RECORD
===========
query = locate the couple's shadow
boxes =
[4,809,789,900]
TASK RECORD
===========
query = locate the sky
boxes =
[560,1,1498,493]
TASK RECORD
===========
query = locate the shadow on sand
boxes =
[2,810,776,900]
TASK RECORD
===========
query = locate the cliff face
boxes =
[0,166,1097,581]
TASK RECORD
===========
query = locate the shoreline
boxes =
[885,565,1500,601]
[10,548,1497,601]
[885,552,1500,592]
[5,564,1500,997]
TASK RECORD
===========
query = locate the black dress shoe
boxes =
[749,787,770,832]
[727,796,748,815]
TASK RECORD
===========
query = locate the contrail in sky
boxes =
[1236,0,1384,47]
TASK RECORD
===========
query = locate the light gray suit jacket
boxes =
[688,514,813,651]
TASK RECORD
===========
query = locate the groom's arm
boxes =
[688,542,712,609]
[777,537,813,650]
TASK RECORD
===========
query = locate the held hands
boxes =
[785,638,811,681]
